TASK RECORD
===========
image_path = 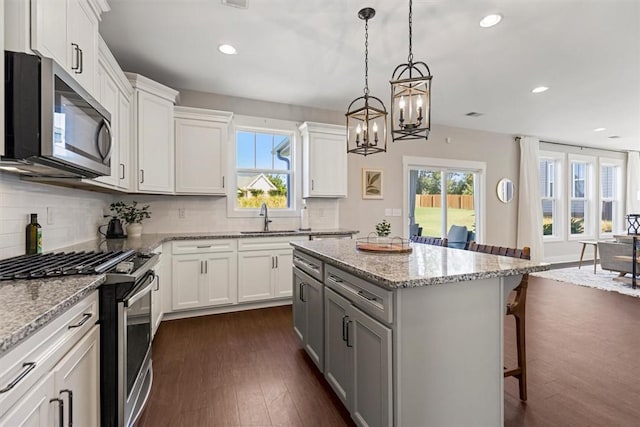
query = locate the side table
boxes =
[578,240,599,274]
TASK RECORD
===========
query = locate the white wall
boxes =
[340,125,520,246]
[0,173,110,258]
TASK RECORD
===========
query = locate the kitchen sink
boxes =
[239,230,299,234]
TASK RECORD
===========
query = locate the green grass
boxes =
[415,207,476,237]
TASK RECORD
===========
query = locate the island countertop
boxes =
[291,239,550,289]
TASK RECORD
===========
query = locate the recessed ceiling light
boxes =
[593,127,606,132]
[531,86,549,94]
[608,135,621,139]
[480,14,502,28]
[465,112,484,117]
[218,44,237,55]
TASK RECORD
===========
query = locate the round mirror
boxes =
[497,178,514,203]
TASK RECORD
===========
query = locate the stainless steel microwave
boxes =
[2,51,112,178]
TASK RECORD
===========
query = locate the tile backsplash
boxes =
[0,172,341,259]
[0,173,110,259]
[115,194,340,233]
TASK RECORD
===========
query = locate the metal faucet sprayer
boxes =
[260,203,272,231]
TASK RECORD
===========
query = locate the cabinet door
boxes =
[292,270,306,343]
[273,249,294,298]
[324,287,352,408]
[67,0,97,95]
[94,63,119,186]
[0,372,55,427]
[349,306,392,427]
[171,255,203,310]
[137,90,174,193]
[203,252,237,306]
[118,94,132,190]
[307,133,347,197]
[31,0,67,66]
[175,118,227,194]
[304,277,324,371]
[52,325,100,427]
[237,251,273,302]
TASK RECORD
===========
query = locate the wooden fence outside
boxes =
[416,194,474,210]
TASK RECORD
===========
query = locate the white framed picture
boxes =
[362,168,383,199]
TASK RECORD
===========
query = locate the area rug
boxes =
[530,266,640,298]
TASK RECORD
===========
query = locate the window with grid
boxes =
[540,159,556,236]
[570,161,588,235]
[600,164,619,234]
[235,130,292,209]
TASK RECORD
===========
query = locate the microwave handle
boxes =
[97,119,113,163]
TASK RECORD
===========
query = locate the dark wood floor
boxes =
[137,276,640,426]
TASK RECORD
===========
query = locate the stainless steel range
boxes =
[0,249,158,427]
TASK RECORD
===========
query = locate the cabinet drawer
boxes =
[325,265,393,325]
[0,292,98,417]
[172,239,237,254]
[293,250,323,282]
[238,236,307,252]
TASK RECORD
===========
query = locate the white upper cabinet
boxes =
[93,37,134,191]
[299,121,348,198]
[174,107,233,195]
[30,0,105,97]
[127,73,178,194]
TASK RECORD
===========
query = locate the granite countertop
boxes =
[58,229,358,254]
[291,240,550,289]
[0,228,356,357]
[0,275,105,356]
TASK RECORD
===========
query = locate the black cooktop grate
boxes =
[0,250,136,280]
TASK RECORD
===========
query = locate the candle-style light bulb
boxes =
[356,124,361,144]
[373,122,379,143]
[416,96,423,123]
[398,96,405,124]
[363,124,368,145]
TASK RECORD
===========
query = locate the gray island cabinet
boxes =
[291,239,550,427]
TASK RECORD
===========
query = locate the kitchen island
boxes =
[291,239,549,427]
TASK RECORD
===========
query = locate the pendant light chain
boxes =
[364,17,370,96]
[408,0,413,64]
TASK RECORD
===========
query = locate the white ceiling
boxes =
[100,0,640,151]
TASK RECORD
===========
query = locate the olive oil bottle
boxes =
[25,213,42,255]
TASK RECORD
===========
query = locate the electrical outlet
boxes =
[46,207,54,225]
[178,208,186,219]
[393,208,402,217]
[384,208,393,217]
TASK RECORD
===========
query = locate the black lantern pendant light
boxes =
[390,0,432,141]
[346,7,388,156]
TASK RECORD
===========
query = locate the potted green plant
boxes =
[375,219,391,237]
[109,201,151,237]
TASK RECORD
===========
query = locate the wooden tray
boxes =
[356,243,412,253]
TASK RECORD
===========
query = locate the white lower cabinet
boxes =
[0,293,100,426]
[151,246,164,338]
[50,325,100,427]
[325,287,392,427]
[293,267,324,371]
[171,240,237,311]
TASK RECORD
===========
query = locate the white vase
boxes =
[126,223,143,237]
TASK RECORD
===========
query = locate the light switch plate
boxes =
[178,208,186,219]
[46,207,54,225]
[384,208,393,217]
[393,208,402,217]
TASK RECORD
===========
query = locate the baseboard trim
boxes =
[161,299,292,321]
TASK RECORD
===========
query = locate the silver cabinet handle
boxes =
[342,315,349,343]
[120,164,125,180]
[68,313,92,329]
[329,275,343,283]
[205,260,208,274]
[299,282,306,302]
[50,397,64,427]
[140,169,144,184]
[275,256,278,268]
[271,257,275,269]
[155,275,160,291]
[357,290,378,302]
[200,260,203,274]
[222,176,225,188]
[196,245,211,249]
[71,43,80,71]
[345,319,353,347]
[311,179,315,191]
[0,362,36,393]
[60,389,73,427]
[78,48,83,74]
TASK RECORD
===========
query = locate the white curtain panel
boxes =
[517,136,544,262]
[626,151,640,214]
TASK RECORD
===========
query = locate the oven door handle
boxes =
[125,273,155,307]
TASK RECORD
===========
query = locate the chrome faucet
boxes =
[260,203,272,231]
